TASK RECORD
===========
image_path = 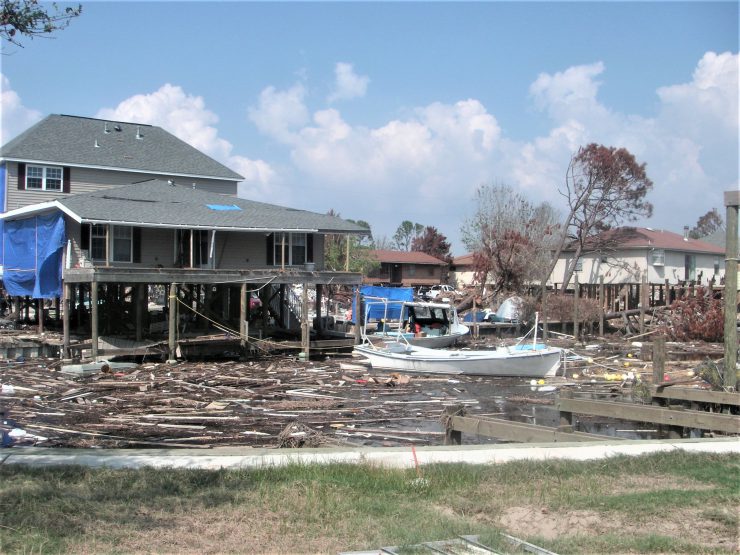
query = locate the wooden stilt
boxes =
[168,282,177,363]
[37,299,44,334]
[63,283,71,359]
[91,283,99,361]
[301,283,310,360]
[240,283,247,348]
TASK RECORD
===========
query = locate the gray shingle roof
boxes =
[0,114,243,181]
[58,180,368,233]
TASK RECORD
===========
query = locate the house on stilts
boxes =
[0,114,366,359]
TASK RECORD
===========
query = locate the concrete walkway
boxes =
[2,437,738,470]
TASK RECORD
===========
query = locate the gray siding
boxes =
[4,162,237,212]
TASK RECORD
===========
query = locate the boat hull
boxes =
[354,344,562,378]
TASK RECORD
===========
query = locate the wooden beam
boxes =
[650,386,740,407]
[558,397,740,434]
[449,415,619,443]
[63,283,71,358]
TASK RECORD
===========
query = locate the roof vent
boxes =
[683,225,689,241]
[104,122,110,134]
[136,126,143,140]
[168,179,175,186]
[114,124,122,132]
[94,139,100,148]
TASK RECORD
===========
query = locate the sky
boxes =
[1,1,737,255]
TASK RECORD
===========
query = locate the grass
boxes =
[0,451,738,554]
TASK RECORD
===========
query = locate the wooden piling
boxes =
[724,190,739,391]
[301,283,310,359]
[240,283,247,348]
[37,299,44,334]
[653,335,666,384]
[168,283,177,362]
[63,283,71,358]
[573,274,580,340]
[598,276,605,337]
[91,283,99,361]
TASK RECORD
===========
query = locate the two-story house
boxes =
[0,114,366,358]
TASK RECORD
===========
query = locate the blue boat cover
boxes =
[353,285,414,321]
[3,212,65,298]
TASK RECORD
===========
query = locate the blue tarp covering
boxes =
[3,212,65,298]
[353,285,414,321]
[0,163,5,266]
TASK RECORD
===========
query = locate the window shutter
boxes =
[133,227,142,263]
[81,224,90,251]
[17,163,25,190]
[63,167,71,193]
[266,234,274,266]
[307,233,314,263]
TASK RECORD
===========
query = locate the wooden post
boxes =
[541,283,548,341]
[724,190,739,390]
[240,283,247,349]
[345,236,350,272]
[301,282,310,359]
[37,299,44,333]
[90,283,99,361]
[353,288,362,345]
[443,405,463,445]
[639,274,647,335]
[653,335,666,384]
[63,283,71,359]
[664,278,670,306]
[54,297,60,322]
[598,276,605,337]
[168,283,177,362]
[573,274,579,340]
[558,389,574,431]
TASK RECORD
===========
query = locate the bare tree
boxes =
[689,208,724,239]
[461,183,560,296]
[547,144,653,292]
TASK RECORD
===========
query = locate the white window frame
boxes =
[26,165,63,191]
[112,226,133,263]
[651,249,665,266]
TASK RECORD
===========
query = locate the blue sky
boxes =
[1,1,738,254]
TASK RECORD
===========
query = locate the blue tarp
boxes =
[3,212,65,298]
[352,285,414,322]
[0,163,5,266]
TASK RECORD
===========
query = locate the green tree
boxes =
[393,220,424,251]
[323,210,378,275]
[1,0,82,47]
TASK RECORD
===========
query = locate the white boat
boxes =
[364,298,469,349]
[353,342,562,378]
[356,311,561,377]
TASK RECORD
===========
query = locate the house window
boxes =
[90,225,107,261]
[684,254,696,282]
[714,257,720,275]
[651,249,665,266]
[112,226,133,262]
[26,165,62,191]
[407,265,416,277]
[569,258,583,272]
[273,232,308,266]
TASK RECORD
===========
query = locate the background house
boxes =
[549,227,727,287]
[364,250,448,287]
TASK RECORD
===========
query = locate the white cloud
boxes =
[248,83,308,143]
[0,74,42,146]
[97,84,280,200]
[328,62,370,103]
